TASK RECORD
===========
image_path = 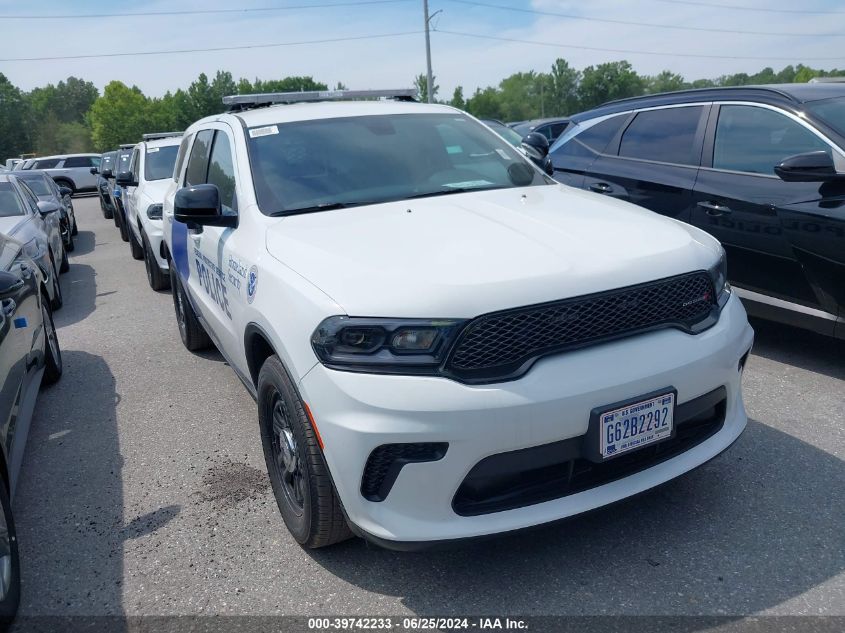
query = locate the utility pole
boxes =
[423,0,434,103]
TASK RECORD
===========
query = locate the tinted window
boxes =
[17,181,39,209]
[18,175,51,196]
[32,158,61,169]
[207,133,237,212]
[619,106,703,166]
[714,105,831,175]
[101,153,115,171]
[173,134,192,182]
[548,122,568,140]
[0,182,26,217]
[116,151,132,175]
[130,149,141,181]
[247,113,543,215]
[806,97,845,138]
[553,114,627,160]
[185,130,214,186]
[144,145,179,181]
[63,156,93,168]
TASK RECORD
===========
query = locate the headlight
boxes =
[708,247,730,308]
[20,237,44,261]
[147,203,163,220]
[311,316,465,373]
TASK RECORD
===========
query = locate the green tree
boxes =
[465,87,504,120]
[414,73,439,102]
[578,61,645,110]
[0,73,32,158]
[88,81,150,150]
[450,86,465,110]
[549,58,580,115]
[645,70,686,95]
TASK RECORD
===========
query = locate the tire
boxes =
[49,254,63,311]
[169,266,211,351]
[142,232,170,291]
[71,211,78,236]
[0,482,21,629]
[117,209,129,243]
[128,224,144,260]
[101,195,114,220]
[41,298,62,386]
[258,355,352,549]
[63,221,74,254]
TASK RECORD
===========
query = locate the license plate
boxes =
[599,392,675,458]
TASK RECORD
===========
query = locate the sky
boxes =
[1,0,844,99]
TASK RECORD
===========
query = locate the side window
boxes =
[173,134,193,182]
[17,181,39,212]
[536,125,554,141]
[33,158,60,169]
[619,106,704,166]
[713,105,831,175]
[63,156,93,168]
[185,129,214,186]
[548,122,568,140]
[130,149,141,181]
[207,132,237,213]
[553,114,627,160]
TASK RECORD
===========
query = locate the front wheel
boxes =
[142,232,170,291]
[128,225,144,260]
[258,355,352,549]
[169,266,211,351]
[0,483,21,630]
[49,255,63,310]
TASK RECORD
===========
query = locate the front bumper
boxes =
[300,293,754,546]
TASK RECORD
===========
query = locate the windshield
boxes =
[483,120,523,147]
[101,153,115,170]
[117,151,132,173]
[145,145,179,181]
[806,97,845,139]
[17,176,50,196]
[246,113,546,215]
[0,182,26,217]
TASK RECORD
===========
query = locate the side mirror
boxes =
[36,200,61,215]
[89,167,98,175]
[542,155,554,176]
[521,132,550,159]
[101,168,113,179]
[58,186,72,197]
[775,151,841,182]
[116,171,138,187]
[174,184,237,228]
[0,270,23,298]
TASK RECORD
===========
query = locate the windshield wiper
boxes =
[269,201,382,216]
[404,186,506,200]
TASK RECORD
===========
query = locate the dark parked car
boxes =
[93,150,118,220]
[0,231,62,623]
[550,83,845,338]
[110,147,134,242]
[12,171,77,253]
[511,117,570,143]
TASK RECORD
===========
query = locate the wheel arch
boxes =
[52,176,75,191]
[244,323,278,387]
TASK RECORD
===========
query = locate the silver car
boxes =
[16,153,101,194]
[0,174,66,309]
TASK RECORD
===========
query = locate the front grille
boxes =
[361,443,448,502]
[445,272,716,382]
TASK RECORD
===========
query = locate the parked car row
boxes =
[13,153,101,195]
[0,172,66,621]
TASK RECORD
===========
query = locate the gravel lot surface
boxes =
[13,197,845,618]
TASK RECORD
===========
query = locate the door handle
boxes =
[698,201,732,217]
[589,182,612,194]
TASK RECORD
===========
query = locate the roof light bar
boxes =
[142,131,183,141]
[222,88,418,110]
[119,143,135,149]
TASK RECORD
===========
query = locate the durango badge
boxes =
[247,265,258,304]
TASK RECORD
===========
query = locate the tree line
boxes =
[2,60,844,160]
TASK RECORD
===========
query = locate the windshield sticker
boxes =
[446,145,463,154]
[249,125,279,138]
[444,180,494,189]
[147,147,160,153]
[247,266,258,304]
[495,149,511,160]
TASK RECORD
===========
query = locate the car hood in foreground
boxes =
[265,185,722,318]
[0,215,28,239]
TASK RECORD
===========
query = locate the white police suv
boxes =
[118,132,182,290]
[161,89,754,550]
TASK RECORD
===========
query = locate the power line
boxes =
[650,0,845,14]
[0,0,412,20]
[0,31,421,62]
[435,29,845,62]
[445,0,843,37]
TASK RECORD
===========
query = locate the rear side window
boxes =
[185,130,214,186]
[553,114,627,160]
[32,158,60,169]
[63,156,94,168]
[0,182,26,217]
[206,132,237,212]
[619,106,703,166]
[173,134,193,182]
[713,105,831,175]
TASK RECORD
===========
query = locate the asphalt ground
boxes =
[11,196,845,620]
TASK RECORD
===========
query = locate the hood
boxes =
[265,185,722,318]
[0,215,28,239]
[140,179,171,206]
